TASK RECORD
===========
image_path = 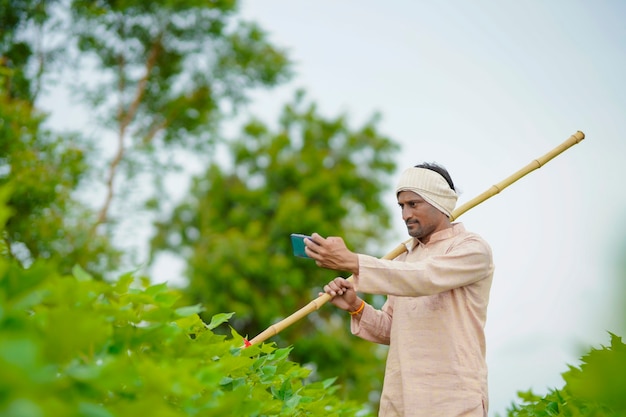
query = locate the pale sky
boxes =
[236,1,626,415]
[38,1,626,415]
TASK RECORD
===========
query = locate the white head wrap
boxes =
[395,167,458,217]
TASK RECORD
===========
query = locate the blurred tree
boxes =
[0,0,59,101]
[1,0,292,276]
[67,0,292,234]
[151,91,400,408]
[3,0,405,409]
[0,64,120,274]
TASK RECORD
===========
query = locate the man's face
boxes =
[397,190,446,243]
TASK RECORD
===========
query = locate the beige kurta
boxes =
[352,223,494,417]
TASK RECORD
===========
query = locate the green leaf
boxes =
[271,347,292,362]
[114,272,135,293]
[174,304,205,318]
[154,293,181,308]
[72,264,93,282]
[145,282,169,295]
[271,379,294,401]
[261,365,276,377]
[284,393,302,409]
[322,377,338,389]
[207,312,235,330]
[174,314,204,331]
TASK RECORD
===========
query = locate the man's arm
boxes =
[356,237,493,297]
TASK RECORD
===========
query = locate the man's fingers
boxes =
[324,283,342,296]
[340,279,353,290]
[333,277,354,292]
[323,278,353,296]
[309,232,325,245]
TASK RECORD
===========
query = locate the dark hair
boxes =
[414,162,455,191]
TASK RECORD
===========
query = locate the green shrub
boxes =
[0,258,366,416]
[505,333,626,417]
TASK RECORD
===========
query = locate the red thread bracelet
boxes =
[349,300,365,315]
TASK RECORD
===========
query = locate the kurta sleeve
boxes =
[354,236,493,297]
[350,297,394,345]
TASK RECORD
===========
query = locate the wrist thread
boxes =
[349,300,365,315]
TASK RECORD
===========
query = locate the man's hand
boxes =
[304,233,359,275]
[320,277,363,313]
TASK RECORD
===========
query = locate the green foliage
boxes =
[0,0,57,100]
[151,90,399,410]
[68,0,291,153]
[1,0,293,277]
[2,3,386,409]
[0,72,120,274]
[504,333,626,417]
[0,257,366,416]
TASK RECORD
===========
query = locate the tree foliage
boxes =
[67,0,292,231]
[68,0,291,153]
[1,0,292,276]
[0,68,119,274]
[2,0,398,410]
[0,0,57,101]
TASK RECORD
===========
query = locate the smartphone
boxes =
[290,233,312,258]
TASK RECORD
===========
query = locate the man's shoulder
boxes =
[451,223,492,251]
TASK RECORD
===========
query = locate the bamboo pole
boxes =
[450,130,585,221]
[245,241,408,346]
[245,130,585,347]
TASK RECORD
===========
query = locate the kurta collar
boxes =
[405,222,465,252]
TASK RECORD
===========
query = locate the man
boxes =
[304,162,494,417]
